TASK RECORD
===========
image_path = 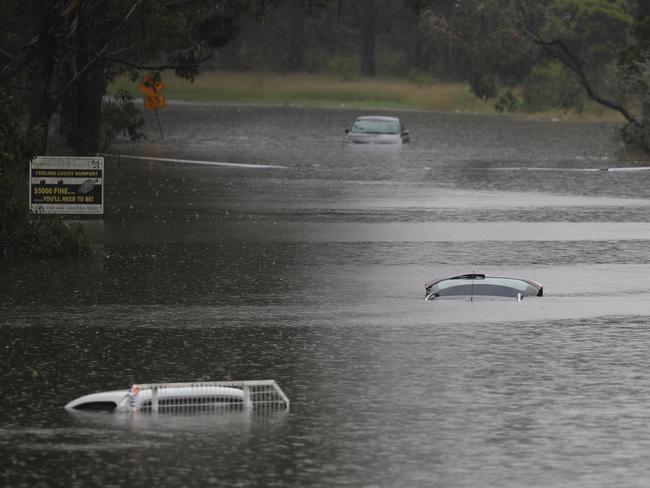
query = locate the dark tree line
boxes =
[217,0,442,78]
[225,0,649,153]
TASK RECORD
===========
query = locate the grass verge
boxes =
[110,70,623,122]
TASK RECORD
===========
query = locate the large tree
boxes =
[0,0,254,155]
[0,0,267,256]
[343,0,406,77]
[421,0,650,154]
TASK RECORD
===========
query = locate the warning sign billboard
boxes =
[29,156,104,214]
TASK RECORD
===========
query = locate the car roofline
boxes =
[424,273,543,296]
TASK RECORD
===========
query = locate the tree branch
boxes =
[0,39,36,80]
[51,0,145,107]
[520,22,640,125]
[0,47,16,62]
[61,44,214,72]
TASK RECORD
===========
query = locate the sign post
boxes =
[29,156,104,215]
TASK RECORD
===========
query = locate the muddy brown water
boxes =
[3,103,650,487]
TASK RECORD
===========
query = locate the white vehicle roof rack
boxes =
[65,380,289,413]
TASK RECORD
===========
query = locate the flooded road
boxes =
[3,103,650,487]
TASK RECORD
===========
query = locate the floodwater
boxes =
[3,102,650,487]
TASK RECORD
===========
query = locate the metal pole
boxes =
[152,386,159,412]
[154,109,164,139]
[243,385,252,409]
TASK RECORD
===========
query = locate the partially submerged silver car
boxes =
[425,273,543,301]
[345,115,410,144]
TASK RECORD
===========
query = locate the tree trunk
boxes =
[359,1,377,76]
[285,0,306,72]
[62,61,107,155]
[28,50,55,155]
[413,25,430,72]
[60,1,109,155]
[350,0,378,77]
[27,0,58,154]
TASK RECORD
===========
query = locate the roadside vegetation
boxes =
[111,70,624,122]
[0,94,90,258]
[112,71,493,112]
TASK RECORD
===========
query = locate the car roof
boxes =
[355,115,400,122]
[424,273,543,299]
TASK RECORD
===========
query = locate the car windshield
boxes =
[351,119,400,134]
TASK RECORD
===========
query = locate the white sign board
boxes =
[29,156,104,214]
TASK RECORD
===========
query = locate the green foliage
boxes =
[376,48,411,77]
[620,121,650,156]
[100,89,145,151]
[469,72,500,102]
[552,0,634,52]
[618,61,650,155]
[324,54,360,80]
[302,48,330,72]
[494,90,521,113]
[1,206,90,258]
[522,62,585,112]
[420,0,650,155]
[198,0,244,48]
[215,0,430,78]
[0,94,37,212]
[634,10,650,51]
[0,91,90,258]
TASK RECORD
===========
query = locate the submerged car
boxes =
[64,380,290,413]
[425,273,543,301]
[345,115,410,144]
[65,385,248,412]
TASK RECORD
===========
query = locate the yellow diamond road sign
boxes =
[138,75,166,111]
